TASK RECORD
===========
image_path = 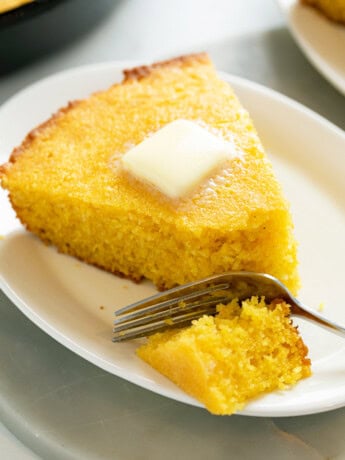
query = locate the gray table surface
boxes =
[1,0,345,459]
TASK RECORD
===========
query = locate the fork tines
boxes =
[113,282,231,342]
[114,270,345,343]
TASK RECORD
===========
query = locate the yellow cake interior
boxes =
[138,297,311,415]
[1,53,299,292]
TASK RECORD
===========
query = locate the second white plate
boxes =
[277,0,345,95]
[1,61,345,417]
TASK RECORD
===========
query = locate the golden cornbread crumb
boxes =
[137,297,311,415]
[301,0,345,23]
[318,302,325,312]
[0,53,299,293]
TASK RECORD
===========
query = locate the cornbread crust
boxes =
[123,53,209,81]
[0,101,81,177]
[138,297,311,415]
[300,0,345,24]
[1,53,300,292]
[0,53,208,176]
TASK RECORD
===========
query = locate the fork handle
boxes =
[291,303,345,339]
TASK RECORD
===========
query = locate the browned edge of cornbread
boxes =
[0,100,80,177]
[123,52,209,81]
[0,53,209,178]
[300,0,345,24]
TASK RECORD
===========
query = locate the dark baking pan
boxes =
[0,0,115,74]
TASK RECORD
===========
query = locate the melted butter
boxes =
[111,156,243,214]
[109,120,245,211]
[120,119,244,200]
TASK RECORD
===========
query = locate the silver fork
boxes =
[113,271,345,342]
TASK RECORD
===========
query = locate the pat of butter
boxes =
[121,119,237,199]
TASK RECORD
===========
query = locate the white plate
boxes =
[1,62,345,417]
[277,0,345,95]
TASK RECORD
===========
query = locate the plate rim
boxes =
[276,0,345,96]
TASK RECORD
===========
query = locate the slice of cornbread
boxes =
[0,53,299,292]
[301,0,345,23]
[137,297,311,415]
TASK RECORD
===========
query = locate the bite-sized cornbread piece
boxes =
[137,297,311,415]
[0,53,299,292]
[301,0,345,23]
